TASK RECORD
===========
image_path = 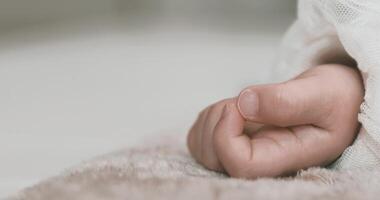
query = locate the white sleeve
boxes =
[274,0,380,169]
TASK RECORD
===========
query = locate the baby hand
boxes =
[187,64,364,178]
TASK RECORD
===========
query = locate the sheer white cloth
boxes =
[274,0,380,169]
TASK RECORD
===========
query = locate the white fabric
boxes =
[274,0,380,169]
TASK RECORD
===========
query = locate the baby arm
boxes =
[187,64,364,178]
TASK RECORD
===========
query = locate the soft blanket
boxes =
[7,135,380,200]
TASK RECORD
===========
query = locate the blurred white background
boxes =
[0,0,296,197]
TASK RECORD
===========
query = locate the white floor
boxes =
[0,16,292,197]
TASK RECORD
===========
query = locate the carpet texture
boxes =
[7,135,380,200]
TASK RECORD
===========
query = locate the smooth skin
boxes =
[187,64,364,178]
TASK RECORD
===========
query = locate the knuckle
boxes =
[271,83,298,125]
[209,99,231,118]
[208,104,218,115]
[273,83,293,108]
[216,98,235,107]
[209,97,236,113]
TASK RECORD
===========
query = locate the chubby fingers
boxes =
[213,102,252,178]
[187,99,236,172]
[212,101,341,179]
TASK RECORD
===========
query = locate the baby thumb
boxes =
[237,77,328,127]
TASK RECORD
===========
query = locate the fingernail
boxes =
[238,89,258,119]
